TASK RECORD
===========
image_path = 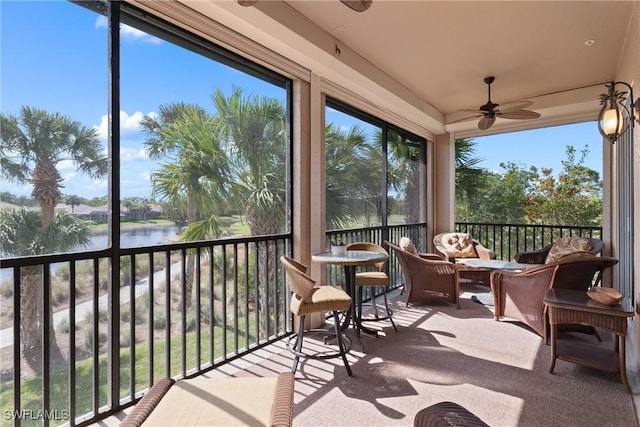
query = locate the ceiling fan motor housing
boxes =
[449,76,540,130]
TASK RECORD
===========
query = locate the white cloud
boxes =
[95,16,107,29]
[58,160,76,171]
[121,111,148,138]
[96,110,151,140]
[120,147,148,162]
[63,171,77,182]
[96,114,108,140]
[95,16,162,45]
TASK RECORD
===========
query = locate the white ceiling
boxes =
[178,0,636,137]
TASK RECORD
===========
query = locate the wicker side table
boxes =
[544,288,634,393]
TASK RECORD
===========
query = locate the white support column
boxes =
[433,132,456,237]
[307,72,326,328]
[309,72,326,280]
[292,79,311,268]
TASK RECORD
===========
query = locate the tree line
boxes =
[455,138,602,226]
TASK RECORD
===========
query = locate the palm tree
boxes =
[65,194,82,213]
[0,106,107,365]
[141,102,231,305]
[1,107,107,226]
[0,209,91,368]
[211,86,287,236]
[386,130,423,225]
[455,138,486,221]
[143,90,288,334]
[325,123,369,229]
[211,87,287,336]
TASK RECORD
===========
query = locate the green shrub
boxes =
[153,313,167,330]
[82,328,108,353]
[51,280,70,306]
[57,318,70,334]
[120,329,131,347]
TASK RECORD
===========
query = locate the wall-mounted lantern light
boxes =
[597,81,640,143]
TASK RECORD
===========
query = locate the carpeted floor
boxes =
[232,285,638,427]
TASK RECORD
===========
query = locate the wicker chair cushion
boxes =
[553,250,594,262]
[290,285,352,316]
[399,236,417,254]
[545,237,593,263]
[440,233,477,258]
[122,373,295,427]
[354,270,388,286]
[162,376,289,426]
[121,378,175,427]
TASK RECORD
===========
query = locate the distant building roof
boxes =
[0,201,38,211]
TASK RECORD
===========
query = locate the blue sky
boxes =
[472,121,602,175]
[1,1,602,200]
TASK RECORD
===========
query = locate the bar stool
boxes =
[280,256,353,377]
[347,242,398,332]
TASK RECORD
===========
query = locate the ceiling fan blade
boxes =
[499,110,541,120]
[446,113,483,125]
[478,116,495,130]
[497,100,533,113]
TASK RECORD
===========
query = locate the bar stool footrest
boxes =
[286,329,353,360]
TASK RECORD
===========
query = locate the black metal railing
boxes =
[455,222,603,261]
[0,221,605,426]
[325,222,603,293]
[0,234,292,426]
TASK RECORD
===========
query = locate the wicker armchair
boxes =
[491,256,618,342]
[386,240,460,308]
[514,237,604,264]
[433,232,496,263]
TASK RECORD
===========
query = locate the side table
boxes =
[544,288,634,393]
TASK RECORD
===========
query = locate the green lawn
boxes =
[0,319,260,427]
[90,216,252,237]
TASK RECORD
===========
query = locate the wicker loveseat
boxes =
[433,232,496,263]
[514,236,604,264]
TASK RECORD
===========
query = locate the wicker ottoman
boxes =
[414,401,489,427]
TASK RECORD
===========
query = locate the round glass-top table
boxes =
[312,250,388,267]
[312,250,389,350]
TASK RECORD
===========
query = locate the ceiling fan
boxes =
[238,1,372,12]
[455,76,541,130]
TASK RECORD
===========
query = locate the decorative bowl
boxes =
[587,287,623,305]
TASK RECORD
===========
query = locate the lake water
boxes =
[88,225,182,250]
[0,225,181,280]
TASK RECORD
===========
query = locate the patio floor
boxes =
[94,285,640,427]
